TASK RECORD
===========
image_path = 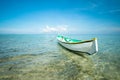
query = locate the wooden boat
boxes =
[57,35,98,55]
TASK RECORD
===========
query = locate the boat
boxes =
[57,35,98,55]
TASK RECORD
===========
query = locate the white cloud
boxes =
[108,9,120,13]
[42,25,68,33]
[109,27,120,31]
[73,1,98,11]
[99,9,120,14]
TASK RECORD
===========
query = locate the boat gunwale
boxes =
[57,39,94,44]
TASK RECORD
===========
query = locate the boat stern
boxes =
[89,38,98,54]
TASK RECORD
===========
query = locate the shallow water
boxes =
[0,34,120,80]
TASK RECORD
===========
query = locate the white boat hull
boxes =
[58,38,98,55]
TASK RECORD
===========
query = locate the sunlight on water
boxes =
[0,34,120,80]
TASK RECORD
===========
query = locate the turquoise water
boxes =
[0,34,60,58]
[0,34,120,80]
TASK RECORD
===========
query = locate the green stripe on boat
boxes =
[57,35,82,43]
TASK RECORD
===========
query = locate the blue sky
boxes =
[0,0,120,34]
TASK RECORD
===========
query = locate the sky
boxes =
[0,0,120,34]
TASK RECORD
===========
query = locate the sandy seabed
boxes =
[0,46,120,80]
[0,34,120,80]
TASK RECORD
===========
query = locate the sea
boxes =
[0,34,120,80]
